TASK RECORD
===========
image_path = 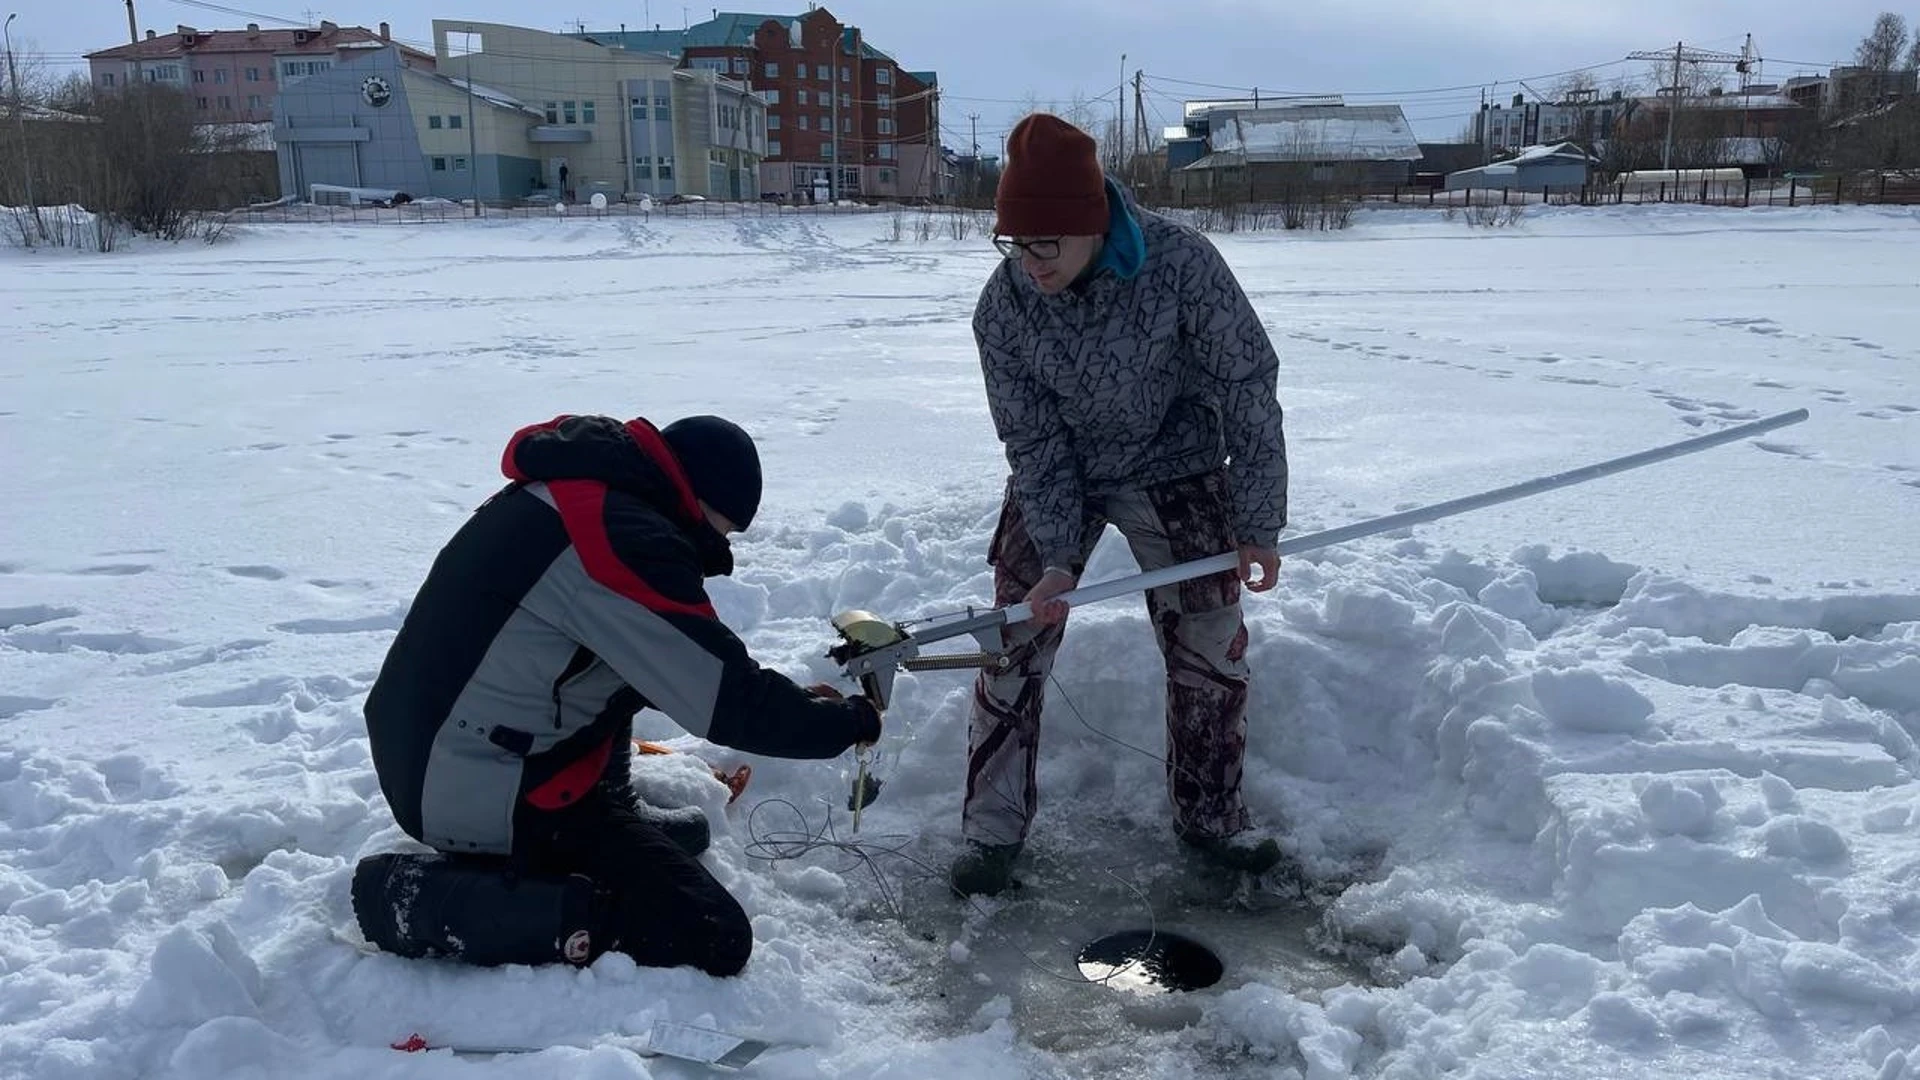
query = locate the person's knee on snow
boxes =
[358,412,882,975]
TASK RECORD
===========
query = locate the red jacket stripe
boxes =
[547,479,717,618]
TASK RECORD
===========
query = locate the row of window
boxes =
[189,67,266,84]
[542,100,597,125]
[690,54,894,85]
[629,95,672,121]
[632,154,675,180]
[767,114,896,135]
[430,156,469,171]
[769,141,896,161]
[760,89,884,109]
[194,95,266,110]
[427,114,464,129]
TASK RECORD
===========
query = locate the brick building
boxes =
[581,8,941,201]
[85,21,433,126]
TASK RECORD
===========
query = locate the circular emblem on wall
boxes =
[360,74,393,108]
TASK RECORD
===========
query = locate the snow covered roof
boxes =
[431,74,541,116]
[1198,105,1421,164]
[1183,96,1344,122]
[1502,142,1594,165]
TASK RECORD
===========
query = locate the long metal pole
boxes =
[464,28,478,217]
[995,407,1809,627]
[4,14,32,214]
[1663,40,1681,171]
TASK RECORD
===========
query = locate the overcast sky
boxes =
[7,0,1908,142]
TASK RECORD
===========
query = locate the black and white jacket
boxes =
[363,414,877,855]
[973,183,1289,571]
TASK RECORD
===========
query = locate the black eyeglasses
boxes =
[993,236,1062,260]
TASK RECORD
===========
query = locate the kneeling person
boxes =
[352,413,879,977]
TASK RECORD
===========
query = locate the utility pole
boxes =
[829,57,838,203]
[1121,69,1136,183]
[967,110,978,200]
[4,13,35,215]
[926,86,938,201]
[1626,39,1751,170]
[464,27,479,216]
[1116,52,1125,173]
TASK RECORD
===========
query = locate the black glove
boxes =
[848,695,883,747]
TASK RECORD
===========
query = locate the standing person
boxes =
[953,113,1289,897]
[353,412,881,975]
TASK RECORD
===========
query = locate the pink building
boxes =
[85,21,434,126]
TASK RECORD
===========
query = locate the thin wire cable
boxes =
[738,790,1163,988]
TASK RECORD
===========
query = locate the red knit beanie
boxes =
[994,113,1109,237]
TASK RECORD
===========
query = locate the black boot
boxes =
[351,852,611,967]
[949,841,1023,897]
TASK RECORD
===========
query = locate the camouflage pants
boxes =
[964,469,1252,847]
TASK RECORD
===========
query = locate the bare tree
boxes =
[1856,12,1910,70]
[1551,71,1599,103]
[1856,12,1911,105]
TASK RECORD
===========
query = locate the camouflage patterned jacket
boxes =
[973,182,1288,571]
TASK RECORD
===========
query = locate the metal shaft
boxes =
[997,408,1808,626]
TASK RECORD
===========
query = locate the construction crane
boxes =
[1627,35,1757,169]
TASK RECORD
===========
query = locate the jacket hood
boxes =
[500,414,733,573]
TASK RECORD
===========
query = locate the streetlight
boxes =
[4,12,36,215]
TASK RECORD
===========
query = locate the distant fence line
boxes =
[1367,173,1919,209]
[224,198,906,226]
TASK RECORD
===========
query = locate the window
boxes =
[838,93,849,109]
[100,72,114,87]
[453,156,468,171]
[654,94,671,120]
[248,94,262,108]
[633,154,653,178]
[876,67,891,85]
[796,89,808,105]
[767,114,781,129]
[449,114,462,129]
[878,167,895,184]
[246,67,260,81]
[797,115,809,130]
[196,96,208,109]
[763,62,778,78]
[563,101,577,124]
[878,143,895,160]
[658,154,673,180]
[193,69,206,83]
[630,96,646,120]
[816,64,828,80]
[545,102,559,124]
[820,114,829,131]
[730,57,747,74]
[761,88,779,105]
[218,96,231,110]
[429,115,443,129]
[820,143,834,160]
[878,118,894,135]
[841,116,850,132]
[840,66,849,82]
[793,62,805,78]
[710,149,725,164]
[877,93,891,110]
[691,57,726,73]
[767,138,781,156]
[432,156,447,171]
[214,69,228,84]
[582,100,595,123]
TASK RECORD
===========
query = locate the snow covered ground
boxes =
[2,202,1918,1080]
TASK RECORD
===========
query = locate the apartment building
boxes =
[85,21,434,125]
[272,22,764,204]
[579,8,941,201]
